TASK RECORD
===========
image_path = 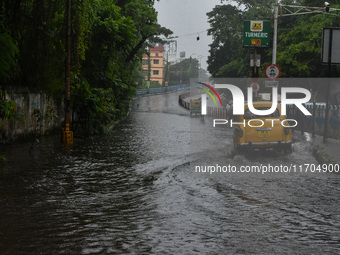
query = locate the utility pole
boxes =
[272,0,279,64]
[63,0,73,144]
[324,28,333,143]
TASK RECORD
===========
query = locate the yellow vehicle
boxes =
[233,101,293,154]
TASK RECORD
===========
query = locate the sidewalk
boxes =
[297,132,340,164]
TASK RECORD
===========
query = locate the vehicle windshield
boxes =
[244,107,280,119]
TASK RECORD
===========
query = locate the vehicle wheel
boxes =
[232,138,238,154]
[233,138,244,155]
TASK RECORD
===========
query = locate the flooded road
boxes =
[1,91,339,254]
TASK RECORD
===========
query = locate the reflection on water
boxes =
[0,91,339,254]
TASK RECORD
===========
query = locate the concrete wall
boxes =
[0,91,63,143]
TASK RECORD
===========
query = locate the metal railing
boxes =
[137,84,190,95]
[178,93,231,120]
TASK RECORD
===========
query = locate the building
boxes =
[142,46,165,86]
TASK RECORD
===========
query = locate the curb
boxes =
[312,145,337,165]
[293,132,339,165]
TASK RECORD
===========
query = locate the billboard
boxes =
[243,20,270,48]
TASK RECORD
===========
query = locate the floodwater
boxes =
[0,91,339,254]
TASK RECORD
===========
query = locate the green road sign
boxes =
[243,20,270,48]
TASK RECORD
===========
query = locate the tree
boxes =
[276,13,340,77]
[168,58,199,85]
[207,4,249,77]
[0,32,18,83]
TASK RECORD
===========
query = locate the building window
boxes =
[142,70,148,76]
[142,59,148,65]
[153,70,159,75]
[153,59,159,65]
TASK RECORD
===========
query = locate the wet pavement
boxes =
[310,133,340,164]
[0,90,339,254]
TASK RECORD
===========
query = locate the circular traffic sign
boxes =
[250,82,260,93]
[265,64,280,80]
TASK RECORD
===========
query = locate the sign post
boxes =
[264,64,280,101]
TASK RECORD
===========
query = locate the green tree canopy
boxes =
[168,58,199,85]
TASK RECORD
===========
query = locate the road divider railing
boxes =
[137,84,190,95]
[178,92,190,110]
[207,106,230,120]
[287,104,340,140]
[179,93,231,120]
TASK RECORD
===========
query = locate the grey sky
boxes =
[154,0,224,70]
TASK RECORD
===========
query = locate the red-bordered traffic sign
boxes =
[250,82,260,93]
[265,64,280,80]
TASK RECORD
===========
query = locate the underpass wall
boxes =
[0,91,63,143]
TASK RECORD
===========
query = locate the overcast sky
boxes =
[154,0,225,70]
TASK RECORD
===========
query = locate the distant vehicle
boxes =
[233,101,293,154]
[190,98,201,116]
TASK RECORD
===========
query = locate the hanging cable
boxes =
[175,29,208,38]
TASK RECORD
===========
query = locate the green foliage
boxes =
[0,32,18,83]
[207,4,253,77]
[82,1,136,89]
[149,81,162,88]
[0,154,6,162]
[168,58,199,84]
[277,13,340,77]
[71,77,118,134]
[0,91,17,120]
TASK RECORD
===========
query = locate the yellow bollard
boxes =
[63,122,73,144]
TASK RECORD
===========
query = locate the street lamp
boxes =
[325,2,331,12]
